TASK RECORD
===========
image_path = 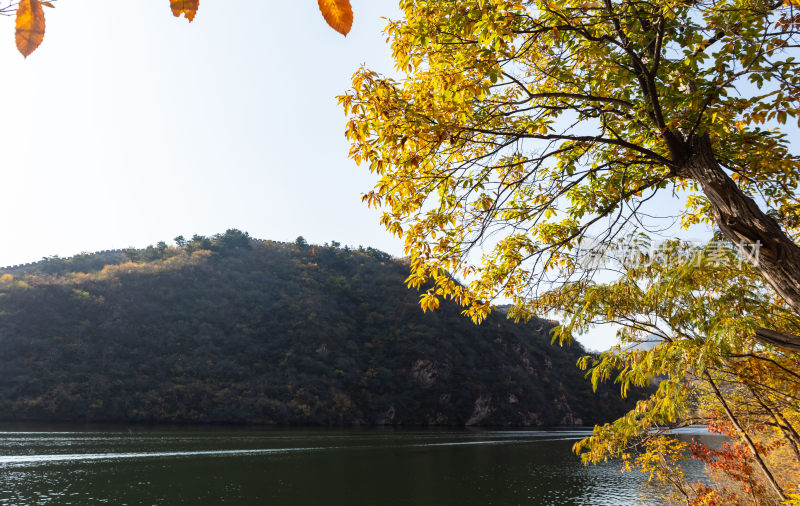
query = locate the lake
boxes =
[0,426,719,505]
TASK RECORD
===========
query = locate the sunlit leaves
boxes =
[341,0,800,328]
[15,0,46,58]
[318,0,354,36]
[419,291,440,312]
[170,0,199,22]
[556,238,800,499]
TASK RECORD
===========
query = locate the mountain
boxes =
[0,230,633,426]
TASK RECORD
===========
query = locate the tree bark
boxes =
[754,329,800,353]
[678,135,800,351]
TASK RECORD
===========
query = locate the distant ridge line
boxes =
[0,238,384,273]
[0,249,128,273]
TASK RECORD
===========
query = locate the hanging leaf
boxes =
[15,0,46,58]
[170,0,199,22]
[318,0,353,36]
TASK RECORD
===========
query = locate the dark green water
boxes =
[0,427,716,505]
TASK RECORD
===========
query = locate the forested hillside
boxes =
[0,231,633,426]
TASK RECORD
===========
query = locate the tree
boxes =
[187,234,212,253]
[341,0,800,348]
[212,229,252,251]
[558,238,800,503]
[10,0,355,58]
[122,248,139,263]
[343,2,800,498]
[295,236,309,249]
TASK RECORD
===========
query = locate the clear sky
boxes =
[0,0,404,266]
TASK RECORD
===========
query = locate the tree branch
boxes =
[755,328,800,352]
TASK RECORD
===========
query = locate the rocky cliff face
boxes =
[0,239,636,426]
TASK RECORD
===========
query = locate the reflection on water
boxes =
[0,426,719,505]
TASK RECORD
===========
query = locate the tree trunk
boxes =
[679,135,800,351]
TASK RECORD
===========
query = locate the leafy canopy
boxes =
[565,240,800,502]
[341,0,800,323]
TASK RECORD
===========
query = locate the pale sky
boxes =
[0,0,404,266]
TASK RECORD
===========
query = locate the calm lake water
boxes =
[0,426,719,505]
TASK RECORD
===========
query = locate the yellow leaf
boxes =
[15,0,46,58]
[318,0,353,36]
[170,0,199,22]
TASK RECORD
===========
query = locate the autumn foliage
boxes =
[318,0,354,36]
[11,0,354,58]
[14,0,47,58]
[169,0,199,22]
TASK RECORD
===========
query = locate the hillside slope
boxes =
[0,232,632,426]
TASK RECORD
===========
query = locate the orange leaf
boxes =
[318,0,353,36]
[15,0,46,58]
[170,0,199,22]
